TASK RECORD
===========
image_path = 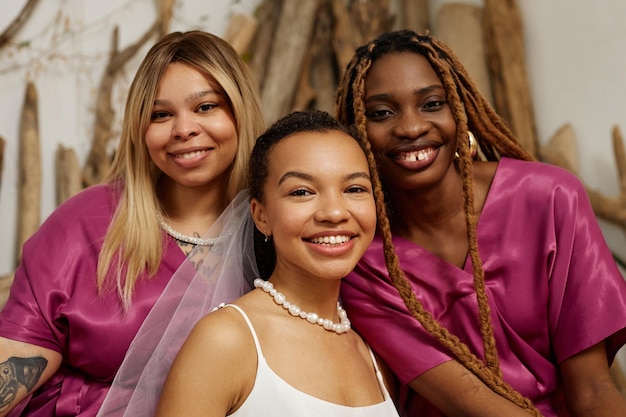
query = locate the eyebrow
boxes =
[278,171,371,185]
[365,84,444,103]
[153,89,218,106]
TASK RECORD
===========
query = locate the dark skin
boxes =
[364,50,626,416]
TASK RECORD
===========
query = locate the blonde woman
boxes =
[0,31,264,417]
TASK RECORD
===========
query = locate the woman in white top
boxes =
[155,110,400,417]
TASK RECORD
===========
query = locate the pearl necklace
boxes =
[156,213,217,246]
[253,278,351,335]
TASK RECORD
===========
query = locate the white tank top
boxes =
[226,304,400,417]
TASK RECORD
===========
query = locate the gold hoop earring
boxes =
[468,131,478,159]
[455,131,478,159]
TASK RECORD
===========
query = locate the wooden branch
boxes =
[309,0,336,113]
[82,22,159,187]
[55,145,82,206]
[0,136,5,194]
[331,0,392,75]
[260,0,319,124]
[349,0,393,47]
[434,4,493,105]
[158,0,175,37]
[0,272,15,311]
[613,125,626,197]
[542,124,626,233]
[586,126,626,232]
[398,0,430,33]
[17,81,41,264]
[292,49,316,111]
[484,0,539,158]
[330,0,362,73]
[539,123,580,175]
[249,0,281,90]
[224,13,259,56]
[0,0,40,49]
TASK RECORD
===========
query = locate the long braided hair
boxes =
[335,30,542,415]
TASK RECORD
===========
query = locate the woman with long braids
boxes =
[336,29,626,417]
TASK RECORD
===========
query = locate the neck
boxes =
[268,271,342,319]
[157,176,229,225]
[387,173,465,234]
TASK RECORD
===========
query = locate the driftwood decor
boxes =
[55,145,82,206]
[435,3,493,105]
[0,0,39,49]
[587,126,626,233]
[541,124,626,235]
[259,0,320,124]
[398,0,430,34]
[0,136,5,194]
[81,23,161,187]
[81,0,174,188]
[16,81,41,266]
[0,272,14,311]
[223,13,259,56]
[484,0,539,158]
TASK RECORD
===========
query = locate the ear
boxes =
[250,198,270,235]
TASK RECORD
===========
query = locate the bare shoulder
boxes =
[185,304,256,355]
[472,160,498,186]
[157,304,258,416]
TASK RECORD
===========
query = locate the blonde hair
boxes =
[97,31,265,308]
[336,30,542,415]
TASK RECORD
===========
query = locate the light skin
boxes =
[0,62,241,417]
[146,62,239,254]
[156,130,384,416]
[364,51,626,416]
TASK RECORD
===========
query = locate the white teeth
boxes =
[310,235,350,245]
[174,150,207,159]
[399,148,433,162]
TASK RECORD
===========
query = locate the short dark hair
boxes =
[248,110,355,203]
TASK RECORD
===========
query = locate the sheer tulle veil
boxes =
[97,190,257,416]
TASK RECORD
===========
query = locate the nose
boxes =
[315,192,350,223]
[172,113,199,141]
[393,109,430,140]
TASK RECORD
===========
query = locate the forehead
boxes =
[365,52,441,95]
[268,130,368,175]
[157,62,220,93]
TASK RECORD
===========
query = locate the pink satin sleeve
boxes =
[0,184,182,416]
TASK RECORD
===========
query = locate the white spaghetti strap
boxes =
[365,343,389,398]
[221,304,264,357]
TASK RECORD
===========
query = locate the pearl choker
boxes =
[156,213,217,246]
[253,278,351,335]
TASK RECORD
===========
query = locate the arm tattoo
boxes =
[0,356,47,412]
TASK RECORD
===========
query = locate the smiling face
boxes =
[251,130,376,283]
[145,62,238,191]
[364,52,458,192]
